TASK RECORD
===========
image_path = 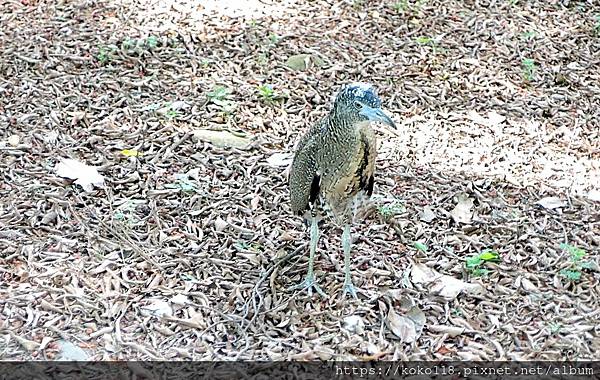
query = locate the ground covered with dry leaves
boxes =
[1,0,599,361]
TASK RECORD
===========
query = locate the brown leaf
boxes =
[429,324,465,337]
[436,345,454,355]
[386,307,423,343]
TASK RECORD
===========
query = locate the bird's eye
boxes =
[353,101,362,109]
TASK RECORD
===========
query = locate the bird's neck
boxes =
[327,112,363,134]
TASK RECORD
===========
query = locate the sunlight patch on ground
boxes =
[197,0,297,18]
[379,112,599,201]
[116,0,298,30]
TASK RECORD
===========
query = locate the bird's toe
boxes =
[342,281,360,299]
[289,275,328,298]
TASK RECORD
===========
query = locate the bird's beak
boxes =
[360,106,396,129]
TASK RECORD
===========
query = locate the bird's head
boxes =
[333,83,396,128]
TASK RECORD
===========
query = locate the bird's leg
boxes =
[342,223,359,299]
[289,216,327,297]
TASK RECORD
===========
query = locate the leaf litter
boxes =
[54,159,106,192]
[0,0,599,361]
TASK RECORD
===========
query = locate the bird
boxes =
[288,83,396,298]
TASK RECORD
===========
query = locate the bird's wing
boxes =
[289,133,320,216]
[358,127,376,196]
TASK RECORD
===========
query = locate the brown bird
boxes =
[288,83,396,297]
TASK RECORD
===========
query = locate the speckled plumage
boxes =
[288,83,396,298]
[289,112,376,223]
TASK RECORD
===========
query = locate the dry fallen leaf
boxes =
[586,190,600,202]
[289,350,319,360]
[68,111,87,125]
[429,324,465,337]
[192,129,252,148]
[436,345,454,355]
[342,315,365,334]
[520,277,538,292]
[55,158,105,191]
[430,275,484,300]
[387,308,418,343]
[214,217,228,232]
[2,0,598,363]
[285,53,324,70]
[57,339,89,360]
[313,345,335,360]
[412,263,483,301]
[7,134,20,146]
[140,299,172,317]
[170,294,189,306]
[9,332,40,352]
[451,193,474,224]
[535,196,565,210]
[250,194,260,210]
[157,100,189,115]
[386,306,425,343]
[419,205,436,223]
[487,110,506,126]
[411,263,440,283]
[165,314,205,329]
[406,305,426,337]
[266,152,294,168]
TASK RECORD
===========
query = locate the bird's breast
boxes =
[319,124,377,217]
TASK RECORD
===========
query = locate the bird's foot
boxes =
[342,280,360,299]
[289,274,328,298]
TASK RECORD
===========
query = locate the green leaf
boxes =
[258,85,275,100]
[471,268,489,277]
[416,36,433,44]
[522,58,535,67]
[392,1,409,12]
[414,242,428,252]
[121,149,142,157]
[122,38,136,49]
[571,248,586,261]
[549,323,561,333]
[465,256,483,269]
[146,35,158,48]
[561,243,586,261]
[181,274,198,282]
[166,180,196,192]
[377,200,404,219]
[522,31,536,40]
[560,269,582,281]
[479,250,500,262]
[179,181,195,192]
[207,86,230,101]
[234,241,251,250]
